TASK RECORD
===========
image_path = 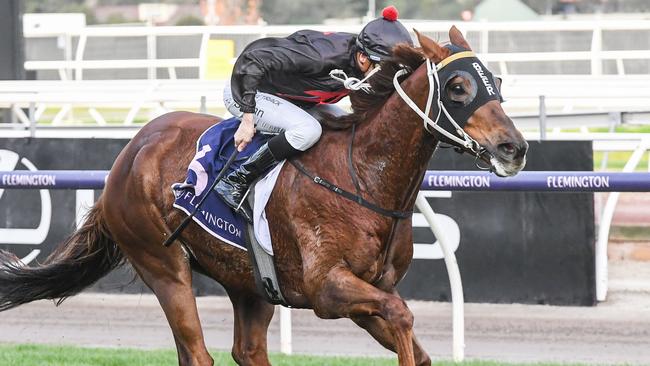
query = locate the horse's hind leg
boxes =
[227,290,275,366]
[311,266,416,366]
[124,246,213,366]
[352,315,431,366]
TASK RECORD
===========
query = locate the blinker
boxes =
[433,49,503,144]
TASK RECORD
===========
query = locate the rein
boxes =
[289,123,412,219]
[294,51,501,218]
[331,50,497,170]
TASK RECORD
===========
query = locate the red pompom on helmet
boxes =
[356,5,412,62]
[382,5,399,21]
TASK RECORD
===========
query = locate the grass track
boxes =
[0,344,593,366]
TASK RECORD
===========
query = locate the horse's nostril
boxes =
[498,141,528,160]
[498,143,516,157]
[519,141,529,158]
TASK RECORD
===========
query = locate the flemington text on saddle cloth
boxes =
[172,117,281,254]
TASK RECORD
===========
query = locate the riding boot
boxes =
[215,143,278,223]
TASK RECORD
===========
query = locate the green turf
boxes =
[0,343,594,366]
[593,151,649,172]
[589,125,650,134]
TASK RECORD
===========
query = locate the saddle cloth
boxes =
[172,117,283,255]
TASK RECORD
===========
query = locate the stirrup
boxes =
[236,187,251,212]
[235,188,253,223]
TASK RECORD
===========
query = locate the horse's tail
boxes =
[0,203,124,311]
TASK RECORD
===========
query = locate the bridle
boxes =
[330,49,502,171]
[392,51,497,171]
[320,48,504,285]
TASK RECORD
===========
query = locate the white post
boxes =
[596,140,648,301]
[480,24,489,55]
[64,34,73,80]
[590,24,603,75]
[279,306,292,354]
[74,34,87,81]
[415,193,464,362]
[147,22,157,80]
[366,0,376,20]
[200,96,207,114]
[539,95,547,140]
[198,32,210,80]
[28,102,36,138]
[75,190,95,228]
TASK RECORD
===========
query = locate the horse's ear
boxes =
[414,29,449,63]
[449,25,472,50]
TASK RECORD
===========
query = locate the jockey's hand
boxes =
[235,113,256,152]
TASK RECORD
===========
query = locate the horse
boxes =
[0,28,527,366]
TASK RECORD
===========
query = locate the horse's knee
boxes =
[382,296,414,331]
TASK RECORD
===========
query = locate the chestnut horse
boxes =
[0,28,527,366]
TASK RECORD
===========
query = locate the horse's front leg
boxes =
[352,311,431,366]
[308,266,416,366]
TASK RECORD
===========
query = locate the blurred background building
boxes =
[21,0,650,25]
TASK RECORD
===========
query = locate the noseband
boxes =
[392,50,502,170]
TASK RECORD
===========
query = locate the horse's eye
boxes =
[451,84,465,96]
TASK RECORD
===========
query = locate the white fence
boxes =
[2,75,650,129]
[0,80,225,126]
[22,20,650,81]
[4,19,648,126]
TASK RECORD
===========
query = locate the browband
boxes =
[436,50,476,70]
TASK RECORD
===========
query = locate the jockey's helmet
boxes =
[356,6,413,63]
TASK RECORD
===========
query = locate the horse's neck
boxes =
[354,65,437,211]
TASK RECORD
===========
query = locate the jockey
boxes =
[217,5,413,222]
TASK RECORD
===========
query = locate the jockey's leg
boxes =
[217,86,322,221]
[214,141,278,223]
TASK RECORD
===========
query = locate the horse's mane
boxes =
[322,44,425,130]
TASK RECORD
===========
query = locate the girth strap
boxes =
[289,160,412,219]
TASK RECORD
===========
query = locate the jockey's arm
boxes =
[234,112,255,152]
[230,44,322,114]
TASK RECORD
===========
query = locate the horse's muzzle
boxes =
[487,140,528,177]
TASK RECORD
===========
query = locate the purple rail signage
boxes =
[0,170,108,189]
[1,170,650,192]
[421,171,650,192]
[2,170,649,192]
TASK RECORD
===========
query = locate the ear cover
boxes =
[414,29,449,63]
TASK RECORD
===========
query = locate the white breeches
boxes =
[223,85,346,151]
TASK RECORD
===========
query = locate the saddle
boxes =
[171,117,287,306]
